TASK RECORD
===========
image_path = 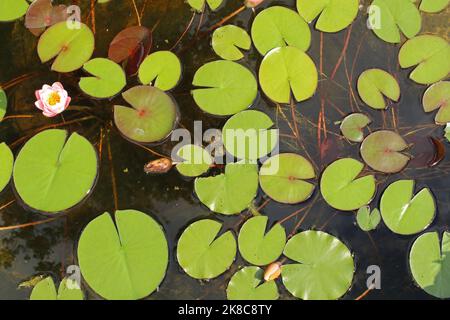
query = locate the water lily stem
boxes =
[2,115,34,121]
[0,199,15,212]
[207,5,246,32]
[170,12,196,51]
[0,217,59,232]
[106,129,119,212]
[131,0,142,26]
[355,284,375,300]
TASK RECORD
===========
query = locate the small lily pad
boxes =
[0,0,29,22]
[138,51,182,91]
[340,113,371,142]
[25,0,68,36]
[356,206,381,232]
[259,46,318,104]
[409,231,450,299]
[192,60,257,116]
[445,124,450,142]
[30,277,83,300]
[399,35,450,85]
[78,210,168,300]
[418,0,449,13]
[282,231,354,300]
[227,267,279,300]
[320,158,376,211]
[212,25,251,61]
[175,144,212,177]
[0,88,6,121]
[360,130,410,173]
[0,143,13,193]
[114,86,177,144]
[357,69,401,110]
[187,0,223,11]
[251,6,311,56]
[380,180,435,235]
[177,219,236,279]
[259,153,316,204]
[422,81,450,125]
[238,216,286,266]
[194,161,258,215]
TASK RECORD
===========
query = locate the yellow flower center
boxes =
[47,92,61,106]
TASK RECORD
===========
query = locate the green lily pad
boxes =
[282,231,354,300]
[340,113,372,142]
[251,6,311,56]
[357,69,401,110]
[422,81,450,125]
[212,25,251,61]
[259,46,318,104]
[37,21,95,73]
[320,158,376,211]
[380,180,435,235]
[114,86,177,144]
[445,124,450,142]
[259,153,316,204]
[0,0,29,22]
[369,0,421,44]
[399,35,450,85]
[194,162,258,215]
[227,267,279,300]
[30,277,83,300]
[0,88,6,122]
[138,51,182,91]
[0,143,13,193]
[13,129,98,214]
[409,231,450,299]
[222,110,278,161]
[360,130,410,173]
[356,206,381,232]
[192,60,257,116]
[238,216,286,266]
[79,58,126,99]
[187,0,222,12]
[418,0,449,13]
[78,210,168,300]
[175,144,212,177]
[296,0,359,33]
[177,219,236,279]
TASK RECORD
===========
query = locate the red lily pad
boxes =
[25,0,68,36]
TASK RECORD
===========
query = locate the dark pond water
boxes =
[0,0,449,300]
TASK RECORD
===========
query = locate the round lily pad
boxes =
[37,21,95,73]
[356,206,381,232]
[320,158,376,211]
[409,231,450,299]
[175,144,212,177]
[194,162,258,215]
[380,180,435,235]
[177,219,236,279]
[259,46,318,104]
[357,69,401,110]
[369,0,421,44]
[0,143,13,193]
[222,110,278,161]
[192,60,257,116]
[79,58,126,99]
[114,86,177,144]
[30,277,84,300]
[423,81,450,125]
[259,153,316,204]
[360,130,410,173]
[399,35,450,85]
[187,0,223,12]
[418,0,449,13]
[138,51,182,91]
[238,216,286,266]
[251,6,311,56]
[212,25,251,61]
[340,113,371,142]
[78,210,168,300]
[0,0,29,22]
[227,267,279,300]
[0,88,6,122]
[13,129,98,214]
[282,230,354,300]
[296,0,359,33]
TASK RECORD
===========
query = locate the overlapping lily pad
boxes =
[78,210,168,300]
[360,130,410,173]
[114,86,177,144]
[188,0,223,11]
[194,162,258,215]
[177,219,236,279]
[13,129,98,213]
[175,144,212,177]
[282,231,354,300]
[340,113,371,143]
[0,0,29,22]
[0,143,13,193]
[37,22,95,73]
[418,0,449,13]
[422,81,450,125]
[238,216,286,266]
[380,180,435,235]
[356,206,381,232]
[357,69,401,110]
[409,231,450,299]
[259,153,316,204]
[251,6,311,56]
[259,46,318,104]
[25,0,68,36]
[399,35,450,85]
[320,158,376,211]
[227,267,279,300]
[212,25,251,61]
[192,60,257,116]
[30,277,84,300]
[0,88,6,122]
[138,51,182,91]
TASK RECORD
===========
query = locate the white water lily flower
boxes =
[34,82,71,117]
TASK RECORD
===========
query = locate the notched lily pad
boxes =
[188,0,223,12]
[25,0,68,36]
[175,144,212,178]
[422,81,450,125]
[227,267,279,300]
[212,25,251,61]
[340,113,371,142]
[356,206,381,232]
[138,51,182,91]
[30,277,83,300]
[357,69,400,110]
[0,143,13,193]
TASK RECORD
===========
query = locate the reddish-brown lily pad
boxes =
[25,0,67,36]
[422,81,450,125]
